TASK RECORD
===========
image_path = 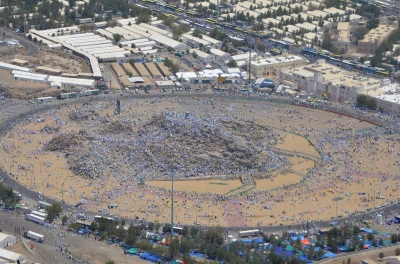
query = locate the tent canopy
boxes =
[126,248,139,255]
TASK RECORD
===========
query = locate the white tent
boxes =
[0,248,26,263]
[0,233,16,248]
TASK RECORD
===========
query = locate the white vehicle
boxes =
[36,97,53,103]
[24,231,45,242]
[26,214,46,225]
[238,229,260,238]
[31,210,48,219]
[37,201,51,209]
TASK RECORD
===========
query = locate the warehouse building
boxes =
[156,62,172,78]
[148,35,187,51]
[210,48,230,60]
[145,63,163,79]
[111,63,128,77]
[190,49,215,63]
[122,63,139,77]
[134,63,151,78]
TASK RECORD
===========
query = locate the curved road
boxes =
[0,93,398,235]
[0,28,40,56]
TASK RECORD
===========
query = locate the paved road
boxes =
[0,28,40,56]
[0,93,398,236]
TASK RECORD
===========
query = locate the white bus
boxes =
[36,97,53,103]
[173,226,183,235]
[31,210,48,219]
[238,229,260,238]
[37,201,52,209]
[94,215,116,223]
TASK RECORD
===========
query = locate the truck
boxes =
[26,214,46,225]
[24,231,45,242]
[57,92,78,100]
[81,89,100,96]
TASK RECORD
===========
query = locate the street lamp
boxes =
[22,2,25,35]
[170,164,176,238]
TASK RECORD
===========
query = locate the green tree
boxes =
[227,59,238,67]
[395,248,400,256]
[0,183,20,207]
[61,215,68,225]
[105,260,115,264]
[89,221,98,231]
[136,12,151,24]
[321,28,332,50]
[379,252,384,259]
[355,27,369,44]
[192,29,203,38]
[169,236,180,258]
[171,24,190,40]
[46,202,62,222]
[366,18,380,30]
[112,33,123,43]
[163,223,172,233]
[192,51,198,58]
[148,222,154,231]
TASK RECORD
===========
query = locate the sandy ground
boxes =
[0,47,91,100]
[1,96,399,228]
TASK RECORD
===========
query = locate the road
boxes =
[0,28,40,56]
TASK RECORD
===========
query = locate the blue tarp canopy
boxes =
[323,252,336,258]
[140,252,151,259]
[363,229,372,233]
[253,238,264,244]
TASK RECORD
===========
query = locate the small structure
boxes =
[9,59,28,67]
[36,66,63,75]
[0,233,16,248]
[155,80,175,90]
[0,248,27,263]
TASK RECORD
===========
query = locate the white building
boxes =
[190,49,214,62]
[209,48,230,60]
[148,34,187,51]
[278,60,400,114]
[0,248,26,263]
[0,233,16,248]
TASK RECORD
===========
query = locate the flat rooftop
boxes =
[250,55,304,66]
[361,24,396,43]
[281,61,382,91]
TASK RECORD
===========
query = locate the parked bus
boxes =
[238,229,260,238]
[36,97,53,103]
[376,71,389,77]
[37,201,52,209]
[94,215,116,223]
[31,210,48,219]
[173,226,184,235]
[57,92,78,100]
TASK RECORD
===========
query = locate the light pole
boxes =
[22,2,25,35]
[170,165,175,238]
